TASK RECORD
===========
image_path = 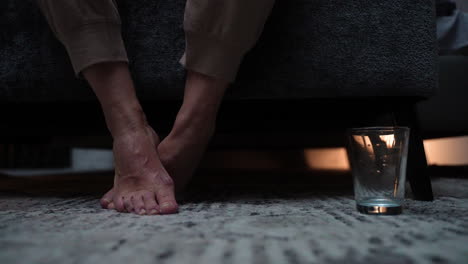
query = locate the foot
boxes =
[101,125,178,215]
[83,62,178,215]
[100,120,212,206]
[100,71,227,209]
[158,115,215,194]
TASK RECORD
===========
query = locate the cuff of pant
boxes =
[180,32,246,83]
[61,22,129,76]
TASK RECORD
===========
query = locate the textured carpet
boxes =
[0,175,467,264]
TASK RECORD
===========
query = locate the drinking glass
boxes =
[347,127,410,215]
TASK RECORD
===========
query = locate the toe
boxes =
[132,194,146,215]
[100,188,114,209]
[143,192,160,215]
[123,195,134,213]
[155,179,179,214]
[114,196,126,212]
[159,200,178,214]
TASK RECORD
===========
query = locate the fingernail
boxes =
[139,209,146,215]
[108,203,115,209]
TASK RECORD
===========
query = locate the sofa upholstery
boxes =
[0,0,437,102]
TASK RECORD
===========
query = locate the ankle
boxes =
[104,102,149,138]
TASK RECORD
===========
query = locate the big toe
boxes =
[160,200,178,214]
[153,173,179,214]
[156,188,179,214]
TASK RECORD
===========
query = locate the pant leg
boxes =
[36,0,128,75]
[181,0,276,82]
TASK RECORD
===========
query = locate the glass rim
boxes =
[347,126,410,133]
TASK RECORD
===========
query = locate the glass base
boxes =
[356,198,402,215]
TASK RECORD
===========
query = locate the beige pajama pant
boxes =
[36,0,275,82]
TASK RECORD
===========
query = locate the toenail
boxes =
[150,209,159,215]
[161,202,173,209]
[139,209,146,215]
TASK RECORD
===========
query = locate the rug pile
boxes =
[0,177,467,264]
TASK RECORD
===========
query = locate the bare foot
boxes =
[100,121,211,207]
[101,125,178,215]
[158,116,215,194]
[100,71,226,208]
[83,62,178,215]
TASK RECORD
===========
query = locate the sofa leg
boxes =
[394,104,434,201]
[406,125,434,201]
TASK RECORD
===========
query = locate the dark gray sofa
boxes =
[0,0,441,200]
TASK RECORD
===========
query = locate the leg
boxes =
[160,0,276,192]
[84,62,178,214]
[36,0,128,75]
[37,0,178,214]
[181,0,276,82]
[158,71,228,193]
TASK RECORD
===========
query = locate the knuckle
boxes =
[162,176,174,187]
[156,189,173,199]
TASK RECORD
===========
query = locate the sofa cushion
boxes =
[0,0,437,102]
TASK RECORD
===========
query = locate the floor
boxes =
[0,166,467,264]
